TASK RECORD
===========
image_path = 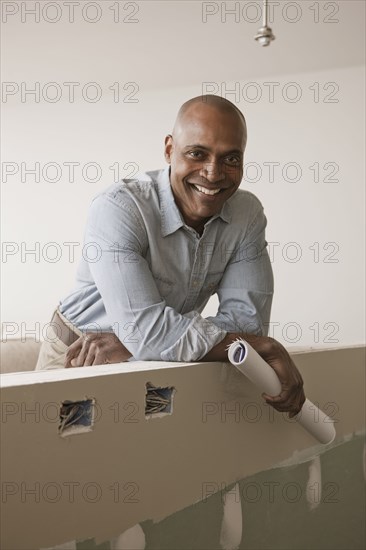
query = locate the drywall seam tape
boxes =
[227,339,336,445]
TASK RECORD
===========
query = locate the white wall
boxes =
[2,48,365,347]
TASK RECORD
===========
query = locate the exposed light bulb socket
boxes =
[254,26,275,47]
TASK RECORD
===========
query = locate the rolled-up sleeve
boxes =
[205,206,274,337]
[85,194,227,361]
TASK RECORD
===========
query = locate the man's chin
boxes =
[193,203,221,220]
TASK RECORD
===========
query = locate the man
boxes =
[36,95,305,418]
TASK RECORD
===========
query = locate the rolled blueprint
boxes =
[227,339,336,445]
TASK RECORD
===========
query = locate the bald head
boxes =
[172,94,247,148]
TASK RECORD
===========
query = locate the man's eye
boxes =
[188,151,204,159]
[225,156,240,165]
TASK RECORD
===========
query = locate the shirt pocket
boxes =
[153,275,174,298]
[201,271,225,298]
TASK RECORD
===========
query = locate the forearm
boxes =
[200,332,274,362]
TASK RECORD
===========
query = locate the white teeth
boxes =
[193,184,221,196]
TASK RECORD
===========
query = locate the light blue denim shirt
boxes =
[59,166,274,361]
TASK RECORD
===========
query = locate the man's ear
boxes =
[164,134,173,164]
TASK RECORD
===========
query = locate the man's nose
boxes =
[199,162,225,183]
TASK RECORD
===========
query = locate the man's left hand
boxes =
[64,332,132,368]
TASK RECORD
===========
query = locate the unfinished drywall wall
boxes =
[1,347,365,550]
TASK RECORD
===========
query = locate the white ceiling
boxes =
[2,0,365,89]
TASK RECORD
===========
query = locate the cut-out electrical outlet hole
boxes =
[59,398,95,437]
[145,382,175,419]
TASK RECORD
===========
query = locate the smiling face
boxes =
[164,99,247,233]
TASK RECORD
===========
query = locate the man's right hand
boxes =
[201,332,305,418]
[64,332,132,368]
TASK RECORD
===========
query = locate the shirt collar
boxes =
[156,165,232,237]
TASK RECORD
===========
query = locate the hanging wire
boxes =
[254,0,275,47]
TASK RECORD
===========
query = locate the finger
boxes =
[71,341,90,367]
[262,391,290,403]
[263,383,305,409]
[288,399,305,417]
[272,402,299,413]
[92,349,109,366]
[269,398,304,415]
[263,392,300,410]
[71,353,84,367]
[83,345,96,366]
[64,340,83,368]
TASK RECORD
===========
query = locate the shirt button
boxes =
[192,281,198,287]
